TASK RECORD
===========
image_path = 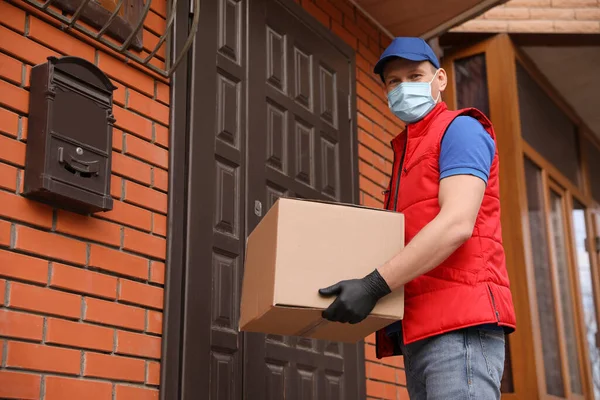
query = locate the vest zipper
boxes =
[392,138,408,211]
[487,285,501,322]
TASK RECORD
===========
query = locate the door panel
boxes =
[178,0,247,398]
[244,0,360,398]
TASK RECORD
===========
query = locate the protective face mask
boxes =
[387,69,441,124]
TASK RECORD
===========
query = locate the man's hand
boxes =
[319,269,391,324]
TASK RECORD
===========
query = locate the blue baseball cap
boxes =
[373,37,440,78]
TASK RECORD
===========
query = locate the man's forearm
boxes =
[377,213,473,291]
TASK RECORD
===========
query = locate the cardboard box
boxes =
[239,197,405,343]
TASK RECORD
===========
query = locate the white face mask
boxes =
[387,69,441,124]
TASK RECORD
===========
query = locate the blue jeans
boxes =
[397,326,506,400]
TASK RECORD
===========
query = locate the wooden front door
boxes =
[162,0,364,398]
[244,0,361,398]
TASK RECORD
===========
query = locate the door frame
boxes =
[160,0,365,398]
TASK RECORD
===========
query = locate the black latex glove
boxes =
[319,269,391,324]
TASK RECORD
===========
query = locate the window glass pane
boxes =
[573,204,600,399]
[584,138,600,204]
[524,157,564,396]
[517,63,580,185]
[549,190,583,394]
[454,53,490,118]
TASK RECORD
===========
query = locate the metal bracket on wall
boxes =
[21,0,200,78]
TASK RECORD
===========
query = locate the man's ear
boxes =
[437,68,448,92]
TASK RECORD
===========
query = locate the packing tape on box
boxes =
[294,318,330,337]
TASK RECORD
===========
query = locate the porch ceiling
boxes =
[521,46,600,140]
[350,0,507,40]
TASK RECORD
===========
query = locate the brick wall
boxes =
[0,0,406,398]
[298,0,409,399]
[0,0,168,398]
[452,0,600,33]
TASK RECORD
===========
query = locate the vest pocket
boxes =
[403,152,435,175]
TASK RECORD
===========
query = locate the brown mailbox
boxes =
[23,56,116,215]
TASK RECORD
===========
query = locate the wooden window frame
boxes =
[442,33,600,400]
[51,0,145,51]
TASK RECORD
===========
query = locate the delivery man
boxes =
[318,37,516,399]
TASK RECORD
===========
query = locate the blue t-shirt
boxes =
[385,116,501,336]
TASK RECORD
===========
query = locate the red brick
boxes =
[154,123,169,148]
[314,0,343,23]
[116,330,161,359]
[0,25,59,65]
[0,79,28,114]
[15,225,87,265]
[303,0,330,27]
[111,175,123,199]
[9,282,81,319]
[97,52,154,96]
[84,297,145,330]
[46,318,114,352]
[147,310,163,334]
[89,244,149,279]
[128,90,169,126]
[119,279,163,310]
[99,200,152,232]
[28,17,94,62]
[50,263,118,299]
[458,19,510,32]
[344,16,369,45]
[116,385,159,400]
[0,279,4,305]
[0,370,41,400]
[360,176,385,199]
[359,129,393,160]
[147,361,161,385]
[149,261,165,284]
[356,12,379,40]
[152,213,167,237]
[366,361,396,383]
[0,220,10,247]
[84,352,145,383]
[331,20,357,49]
[153,167,169,192]
[145,10,167,35]
[366,379,397,400]
[113,106,154,140]
[331,0,355,20]
[0,1,26,33]
[113,128,125,151]
[125,134,169,169]
[45,376,112,400]
[20,116,28,141]
[361,193,383,208]
[0,162,18,191]
[508,0,551,5]
[111,80,126,107]
[0,108,19,138]
[0,134,26,166]
[0,249,49,284]
[156,81,169,105]
[6,341,81,375]
[0,309,44,341]
[112,151,153,185]
[0,53,23,85]
[123,228,166,260]
[56,211,121,247]
[124,180,167,213]
[360,160,389,188]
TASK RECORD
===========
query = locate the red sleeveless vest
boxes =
[375,102,516,358]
